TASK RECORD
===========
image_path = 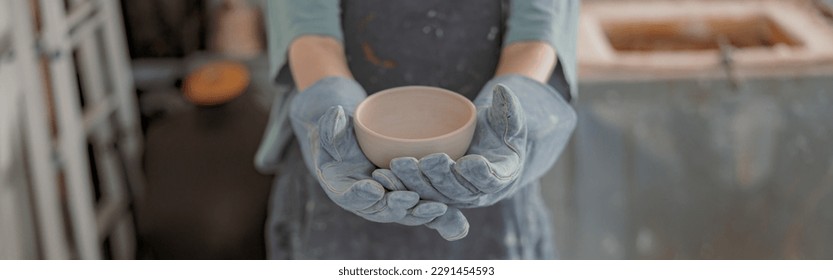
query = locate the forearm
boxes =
[494,41,556,83]
[489,42,574,189]
[288,35,353,91]
[286,37,365,173]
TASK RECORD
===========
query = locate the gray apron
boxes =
[267,0,559,259]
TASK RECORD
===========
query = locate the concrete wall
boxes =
[542,72,833,259]
[539,0,833,259]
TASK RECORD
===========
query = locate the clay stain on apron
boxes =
[361,42,397,69]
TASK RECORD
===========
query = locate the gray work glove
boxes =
[388,75,577,208]
[289,77,469,240]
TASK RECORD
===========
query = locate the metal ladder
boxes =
[10,0,145,259]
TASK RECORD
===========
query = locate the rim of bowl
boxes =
[354,86,477,143]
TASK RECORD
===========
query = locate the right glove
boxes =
[289,77,469,240]
[388,75,577,208]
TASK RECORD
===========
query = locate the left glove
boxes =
[288,77,470,240]
[389,74,577,208]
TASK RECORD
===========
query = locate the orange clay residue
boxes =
[361,42,397,69]
[357,13,376,32]
[183,61,250,106]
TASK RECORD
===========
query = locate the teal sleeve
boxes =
[505,0,580,100]
[267,0,343,80]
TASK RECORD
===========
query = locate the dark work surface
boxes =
[136,92,273,259]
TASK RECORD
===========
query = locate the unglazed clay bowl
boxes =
[354,86,477,168]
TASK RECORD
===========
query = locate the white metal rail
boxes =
[9,0,145,259]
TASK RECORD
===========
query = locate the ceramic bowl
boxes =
[354,86,477,168]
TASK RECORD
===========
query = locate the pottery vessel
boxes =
[354,86,477,168]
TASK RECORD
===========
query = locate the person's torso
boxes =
[341,0,506,100]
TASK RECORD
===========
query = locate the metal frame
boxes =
[9,0,144,259]
[2,1,37,259]
[11,0,72,260]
